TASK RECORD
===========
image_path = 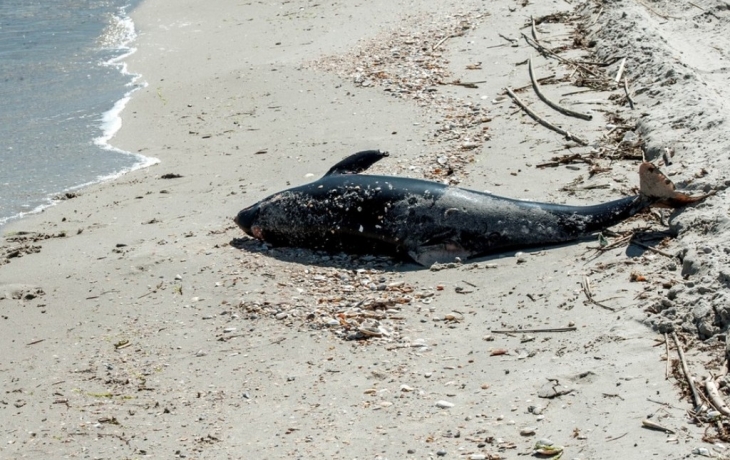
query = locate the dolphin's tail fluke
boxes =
[638,162,714,208]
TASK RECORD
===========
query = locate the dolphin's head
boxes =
[234,202,262,239]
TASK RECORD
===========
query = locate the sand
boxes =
[2,0,730,458]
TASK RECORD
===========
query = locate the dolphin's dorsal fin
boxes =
[639,162,715,208]
[324,150,389,176]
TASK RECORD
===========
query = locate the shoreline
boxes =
[2,0,730,458]
[0,2,157,229]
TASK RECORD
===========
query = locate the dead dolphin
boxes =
[234,150,709,266]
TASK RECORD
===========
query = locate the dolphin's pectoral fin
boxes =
[324,150,389,176]
[408,242,473,267]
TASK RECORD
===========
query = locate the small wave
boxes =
[0,4,160,230]
[94,5,159,180]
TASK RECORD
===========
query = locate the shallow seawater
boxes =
[0,0,155,228]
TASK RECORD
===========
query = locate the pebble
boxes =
[400,384,414,392]
[436,400,455,408]
[275,312,288,320]
[520,427,537,436]
[469,455,486,460]
[436,449,447,456]
[175,274,182,280]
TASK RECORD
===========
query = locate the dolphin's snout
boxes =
[234,203,260,237]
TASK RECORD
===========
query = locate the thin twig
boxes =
[623,77,635,109]
[574,57,624,67]
[521,33,599,77]
[614,57,627,84]
[505,87,589,146]
[491,327,577,334]
[589,7,603,26]
[511,74,556,93]
[433,35,451,51]
[448,80,487,89]
[636,0,682,19]
[672,331,702,408]
[664,332,670,380]
[531,16,540,44]
[582,276,617,311]
[647,398,684,410]
[528,58,592,120]
[629,240,675,258]
[498,33,518,47]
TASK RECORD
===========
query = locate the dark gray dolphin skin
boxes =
[234,150,707,266]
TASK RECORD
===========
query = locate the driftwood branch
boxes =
[705,377,730,416]
[491,327,576,334]
[505,87,589,146]
[672,332,702,408]
[528,58,592,120]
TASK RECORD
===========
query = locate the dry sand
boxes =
[2,0,730,458]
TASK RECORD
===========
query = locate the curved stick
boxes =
[505,87,589,146]
[672,332,702,409]
[529,58,593,121]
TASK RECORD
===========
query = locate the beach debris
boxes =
[505,86,588,146]
[533,438,564,456]
[705,377,730,417]
[0,284,45,301]
[159,173,183,179]
[114,340,131,350]
[538,380,575,399]
[311,11,492,181]
[491,327,576,334]
[672,332,702,409]
[54,191,79,200]
[581,276,617,312]
[235,264,436,344]
[641,419,675,434]
[520,426,537,436]
[528,58,592,120]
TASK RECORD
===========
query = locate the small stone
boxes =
[275,312,288,320]
[520,427,537,436]
[175,274,182,280]
[436,450,447,457]
[436,400,455,408]
[400,384,414,392]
